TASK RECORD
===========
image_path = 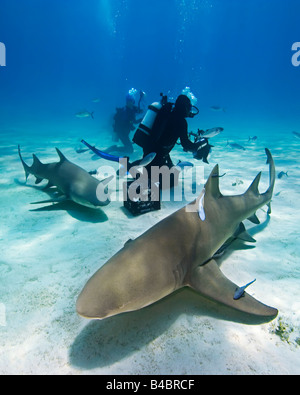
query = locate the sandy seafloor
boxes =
[0,121,300,375]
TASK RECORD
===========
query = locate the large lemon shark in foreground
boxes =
[77,149,278,320]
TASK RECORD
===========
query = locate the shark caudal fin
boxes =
[264,148,275,214]
[18,145,46,183]
[190,260,278,318]
[244,149,275,215]
[18,145,31,181]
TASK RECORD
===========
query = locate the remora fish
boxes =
[234,279,256,300]
[18,146,112,208]
[77,148,278,320]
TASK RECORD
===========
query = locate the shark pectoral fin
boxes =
[235,223,256,243]
[35,177,44,185]
[247,213,260,224]
[30,196,68,205]
[190,260,278,317]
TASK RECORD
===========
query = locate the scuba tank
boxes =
[133,93,172,149]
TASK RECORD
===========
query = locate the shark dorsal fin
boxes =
[56,148,67,162]
[205,164,222,198]
[246,172,261,196]
[32,154,42,166]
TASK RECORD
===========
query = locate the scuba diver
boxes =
[111,89,145,154]
[132,93,212,170]
[82,92,212,182]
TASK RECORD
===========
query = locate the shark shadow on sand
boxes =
[70,271,274,371]
[14,179,109,223]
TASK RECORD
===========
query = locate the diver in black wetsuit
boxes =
[112,92,144,154]
[141,94,204,168]
[127,94,209,190]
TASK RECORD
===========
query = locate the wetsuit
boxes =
[142,108,198,168]
[113,105,143,153]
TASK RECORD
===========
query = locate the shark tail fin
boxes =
[18,145,31,181]
[190,260,278,318]
[265,148,275,197]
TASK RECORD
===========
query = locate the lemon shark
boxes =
[77,148,278,320]
[18,146,113,208]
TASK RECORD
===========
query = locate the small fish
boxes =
[136,152,157,167]
[92,98,100,103]
[277,171,288,179]
[210,106,226,112]
[292,131,300,139]
[200,127,224,139]
[226,141,246,151]
[248,136,258,142]
[234,279,256,300]
[176,160,194,170]
[75,147,89,154]
[75,111,94,119]
[232,178,244,186]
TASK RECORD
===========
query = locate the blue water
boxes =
[1,0,300,134]
[1,0,300,375]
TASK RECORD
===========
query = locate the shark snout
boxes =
[76,289,108,320]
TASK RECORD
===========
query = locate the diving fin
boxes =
[81,140,127,163]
